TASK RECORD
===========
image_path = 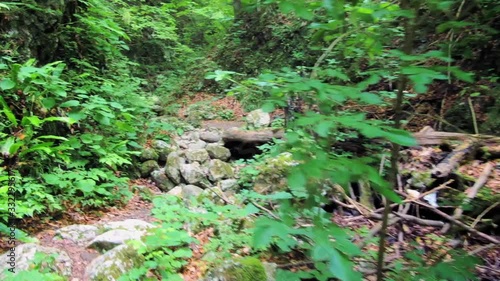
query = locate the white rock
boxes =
[246,109,271,128]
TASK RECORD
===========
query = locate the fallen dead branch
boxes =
[410,199,500,244]
[392,212,445,227]
[442,162,494,232]
[431,138,479,177]
[414,126,500,146]
[468,243,499,255]
[471,201,500,229]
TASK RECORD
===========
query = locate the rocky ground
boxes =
[1,98,499,280]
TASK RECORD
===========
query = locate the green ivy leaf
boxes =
[370,172,402,203]
[244,203,260,215]
[68,110,86,122]
[288,169,306,190]
[296,7,314,20]
[315,121,332,137]
[253,217,295,250]
[0,78,16,90]
[60,100,80,107]
[42,174,60,185]
[383,128,417,146]
[76,179,96,193]
[108,102,124,109]
[267,191,293,200]
[278,2,295,14]
[328,249,361,281]
[436,21,473,33]
[359,93,382,105]
[0,96,18,126]
[1,137,21,156]
[262,102,275,112]
[448,67,474,83]
[42,98,56,109]
[22,116,43,127]
[95,187,112,196]
[172,248,192,258]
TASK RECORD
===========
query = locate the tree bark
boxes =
[233,0,242,20]
[431,138,479,178]
[222,128,284,143]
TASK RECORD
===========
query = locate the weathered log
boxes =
[414,126,500,146]
[222,128,284,143]
[431,138,479,178]
[220,125,499,149]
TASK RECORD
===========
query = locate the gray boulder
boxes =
[151,105,163,114]
[151,168,175,192]
[176,140,190,149]
[140,160,159,177]
[246,109,271,128]
[55,225,99,246]
[206,144,231,161]
[180,162,205,184]
[181,131,200,141]
[188,140,207,150]
[87,229,143,251]
[166,185,183,197]
[202,257,268,281]
[84,244,145,281]
[103,219,155,233]
[165,152,185,184]
[183,184,204,198]
[0,243,72,280]
[152,140,176,161]
[200,130,222,143]
[140,148,159,161]
[185,149,209,163]
[220,179,239,191]
[167,185,204,200]
[208,159,234,181]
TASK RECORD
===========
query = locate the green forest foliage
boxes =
[1,0,499,280]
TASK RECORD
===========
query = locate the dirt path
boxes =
[31,180,160,280]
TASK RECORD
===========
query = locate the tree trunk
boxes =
[233,0,242,20]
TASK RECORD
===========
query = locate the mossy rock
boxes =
[224,257,267,281]
[204,257,267,281]
[84,244,145,281]
[140,148,159,161]
[139,160,160,177]
[208,159,234,181]
[152,140,177,161]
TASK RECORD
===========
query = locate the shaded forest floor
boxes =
[2,92,499,280]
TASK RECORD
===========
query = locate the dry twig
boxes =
[442,162,494,232]
[411,200,500,244]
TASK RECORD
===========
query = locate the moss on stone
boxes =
[223,257,267,281]
[139,160,160,177]
[140,148,160,161]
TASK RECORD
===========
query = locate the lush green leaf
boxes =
[59,100,80,107]
[0,79,16,90]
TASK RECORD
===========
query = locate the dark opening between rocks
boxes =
[224,141,266,160]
